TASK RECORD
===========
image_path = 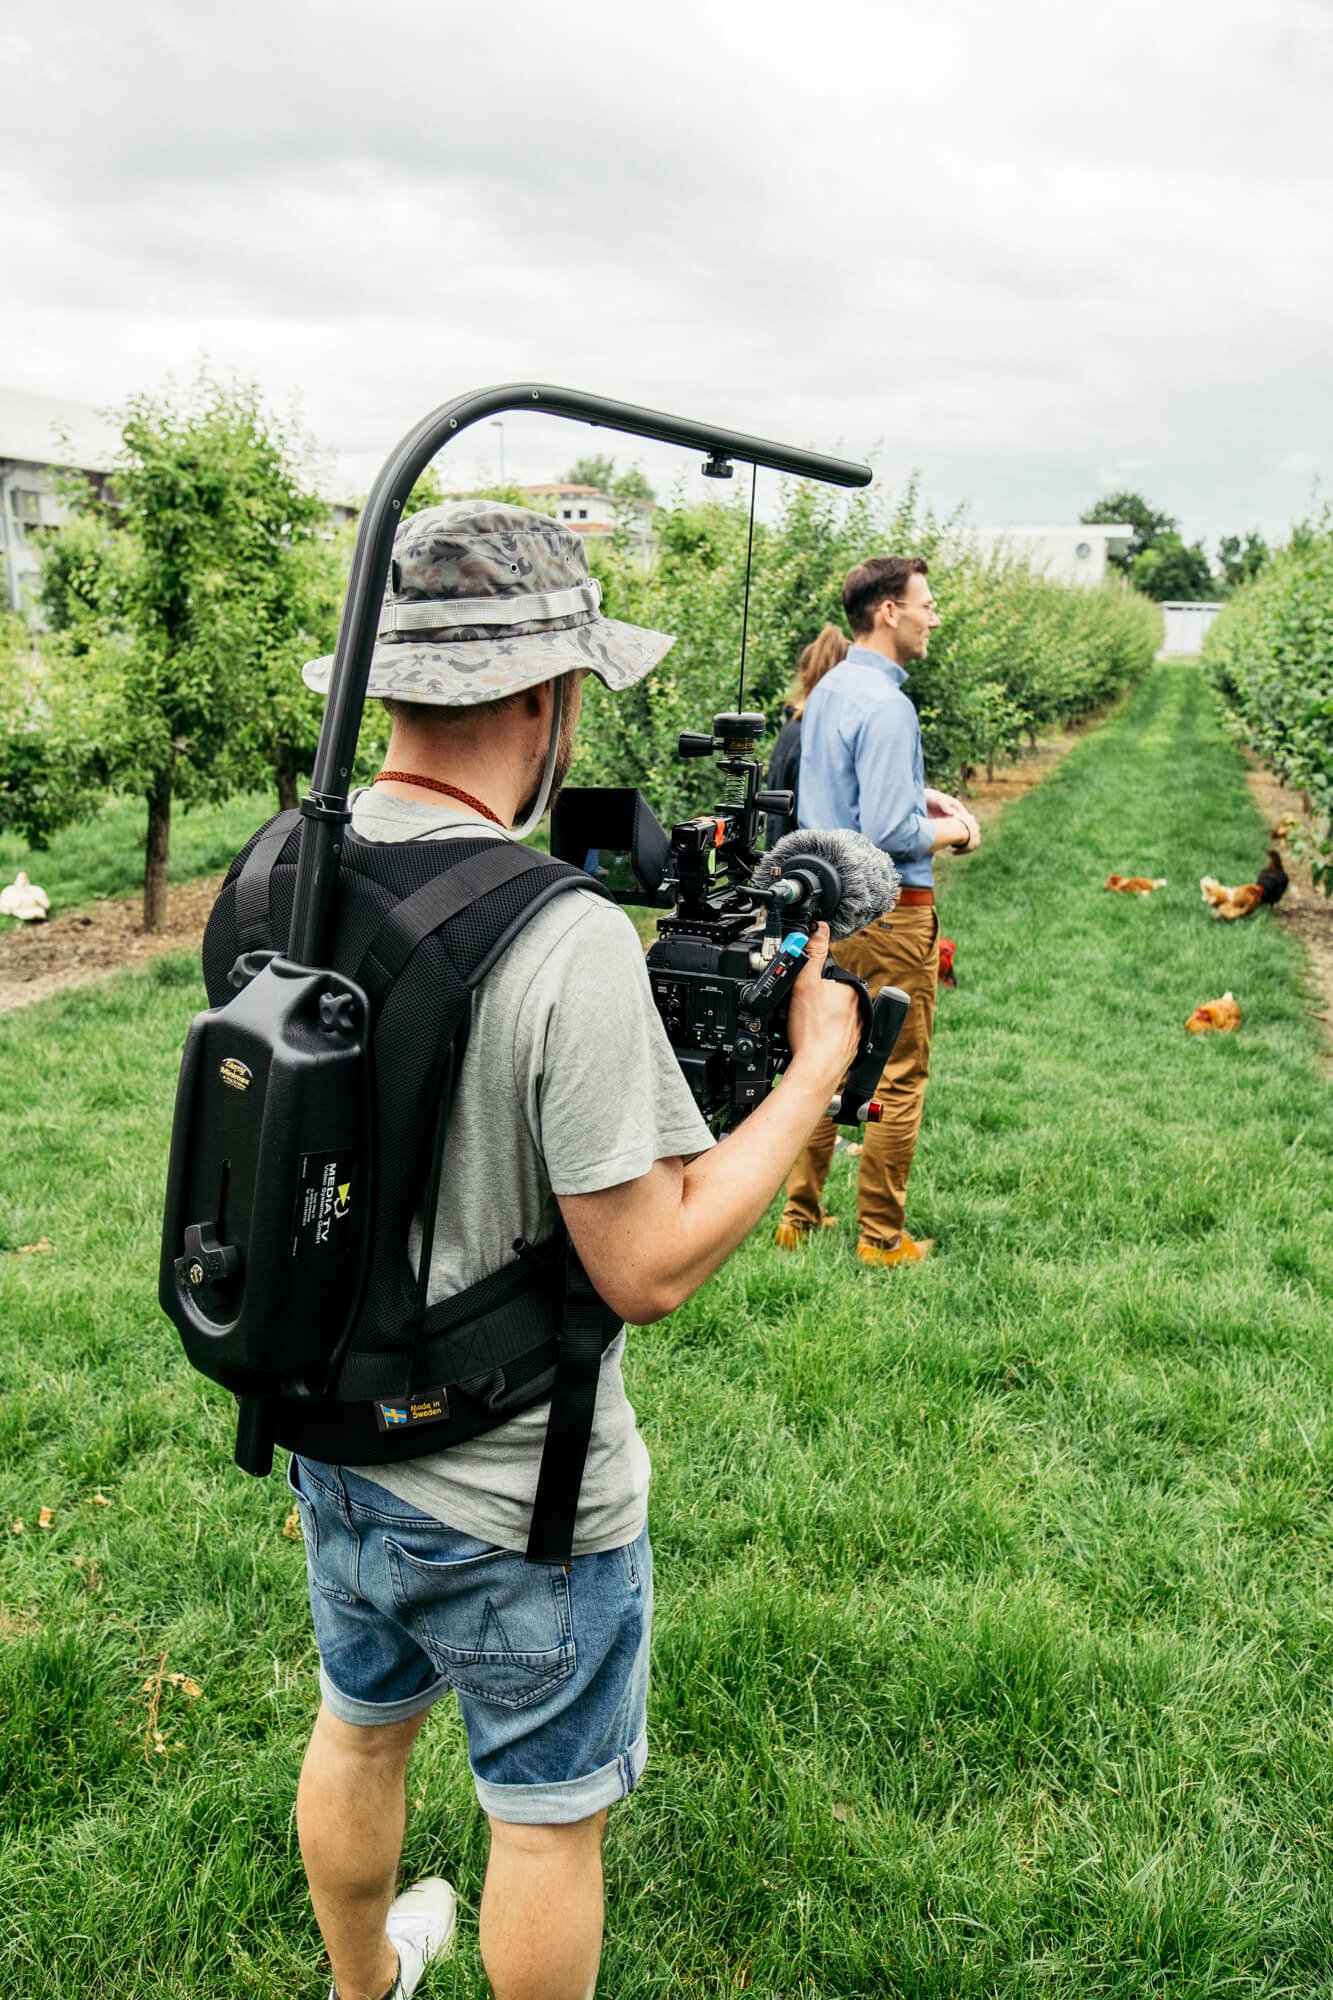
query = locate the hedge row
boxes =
[1201,519,1333,889]
[574,480,1161,826]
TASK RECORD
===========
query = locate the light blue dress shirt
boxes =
[797,646,934,889]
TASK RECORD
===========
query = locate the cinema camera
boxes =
[552,712,908,1135]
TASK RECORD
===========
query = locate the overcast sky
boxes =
[3,0,1330,547]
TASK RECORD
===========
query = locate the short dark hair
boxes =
[842,556,929,637]
[381,692,520,728]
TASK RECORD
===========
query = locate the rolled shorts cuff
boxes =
[318,1661,448,1729]
[475,1725,648,1825]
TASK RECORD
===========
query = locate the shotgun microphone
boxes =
[755,827,902,938]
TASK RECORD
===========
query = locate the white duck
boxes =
[0,871,51,922]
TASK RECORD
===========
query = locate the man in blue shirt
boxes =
[776,555,979,1267]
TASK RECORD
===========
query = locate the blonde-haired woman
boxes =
[765,625,850,845]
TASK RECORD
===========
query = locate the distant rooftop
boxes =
[0,386,121,472]
[977,523,1134,544]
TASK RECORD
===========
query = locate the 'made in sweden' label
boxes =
[374,1388,451,1433]
[290,1150,360,1261]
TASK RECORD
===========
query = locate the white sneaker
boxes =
[329,1876,458,2000]
[387,1876,457,1996]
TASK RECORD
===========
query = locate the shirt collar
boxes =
[846,644,907,686]
[350,786,514,840]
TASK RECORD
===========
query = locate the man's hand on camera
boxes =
[786,923,861,1091]
[557,921,865,1324]
[555,943,859,1327]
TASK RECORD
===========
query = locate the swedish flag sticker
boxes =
[373,1388,450,1434]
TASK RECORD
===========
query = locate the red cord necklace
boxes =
[372,770,506,828]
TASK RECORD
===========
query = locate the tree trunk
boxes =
[273,737,300,813]
[143,773,172,933]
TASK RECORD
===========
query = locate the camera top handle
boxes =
[290,384,872,966]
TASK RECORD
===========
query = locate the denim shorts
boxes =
[287,1456,652,1825]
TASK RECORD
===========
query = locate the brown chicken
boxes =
[937,937,957,989]
[1105,874,1167,896]
[1186,992,1242,1034]
[1199,850,1288,921]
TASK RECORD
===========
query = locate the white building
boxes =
[1,386,360,620]
[0,388,121,617]
[974,523,1134,587]
[519,483,656,561]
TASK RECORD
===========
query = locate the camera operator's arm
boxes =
[557,925,861,1323]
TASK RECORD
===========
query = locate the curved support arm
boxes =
[289,383,873,964]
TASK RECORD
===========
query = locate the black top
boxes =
[765,713,802,848]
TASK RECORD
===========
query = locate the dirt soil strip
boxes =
[0,875,225,1016]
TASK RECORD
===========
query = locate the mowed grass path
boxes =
[1,663,1331,1998]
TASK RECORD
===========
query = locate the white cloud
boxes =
[2,0,1331,542]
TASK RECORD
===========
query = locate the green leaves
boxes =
[1202,518,1333,890]
[577,480,1158,815]
[1081,491,1179,571]
[1130,534,1217,603]
[13,375,335,923]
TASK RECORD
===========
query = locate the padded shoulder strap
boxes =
[524,1235,622,1565]
[353,842,608,1011]
[234,809,301,952]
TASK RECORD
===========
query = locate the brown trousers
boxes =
[781,902,939,1247]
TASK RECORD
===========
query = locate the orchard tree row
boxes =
[0,379,340,929]
[0,377,1159,927]
[1202,516,1333,891]
[578,479,1161,827]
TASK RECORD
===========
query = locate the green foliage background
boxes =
[577,481,1160,822]
[1,452,1160,908]
[0,379,336,926]
[1202,516,1333,888]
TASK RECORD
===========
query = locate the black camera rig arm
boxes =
[292,386,871,969]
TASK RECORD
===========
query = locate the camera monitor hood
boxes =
[549,787,673,905]
[290,384,870,968]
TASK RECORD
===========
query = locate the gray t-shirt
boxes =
[344,789,714,1554]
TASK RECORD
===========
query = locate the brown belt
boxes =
[896,887,935,906]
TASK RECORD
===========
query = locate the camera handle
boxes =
[824,976,911,1125]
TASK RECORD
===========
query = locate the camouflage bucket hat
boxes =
[302,499,674,703]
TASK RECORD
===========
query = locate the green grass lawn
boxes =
[0,790,277,924]
[1,663,1331,1998]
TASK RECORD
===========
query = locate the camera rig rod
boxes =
[289,384,873,966]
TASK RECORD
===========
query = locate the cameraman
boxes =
[288,502,861,2000]
[776,556,979,1269]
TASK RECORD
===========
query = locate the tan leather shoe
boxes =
[856,1231,935,1268]
[773,1213,840,1250]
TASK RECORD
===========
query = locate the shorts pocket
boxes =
[384,1536,576,1710]
[288,1456,361,1603]
[285,1454,318,1557]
